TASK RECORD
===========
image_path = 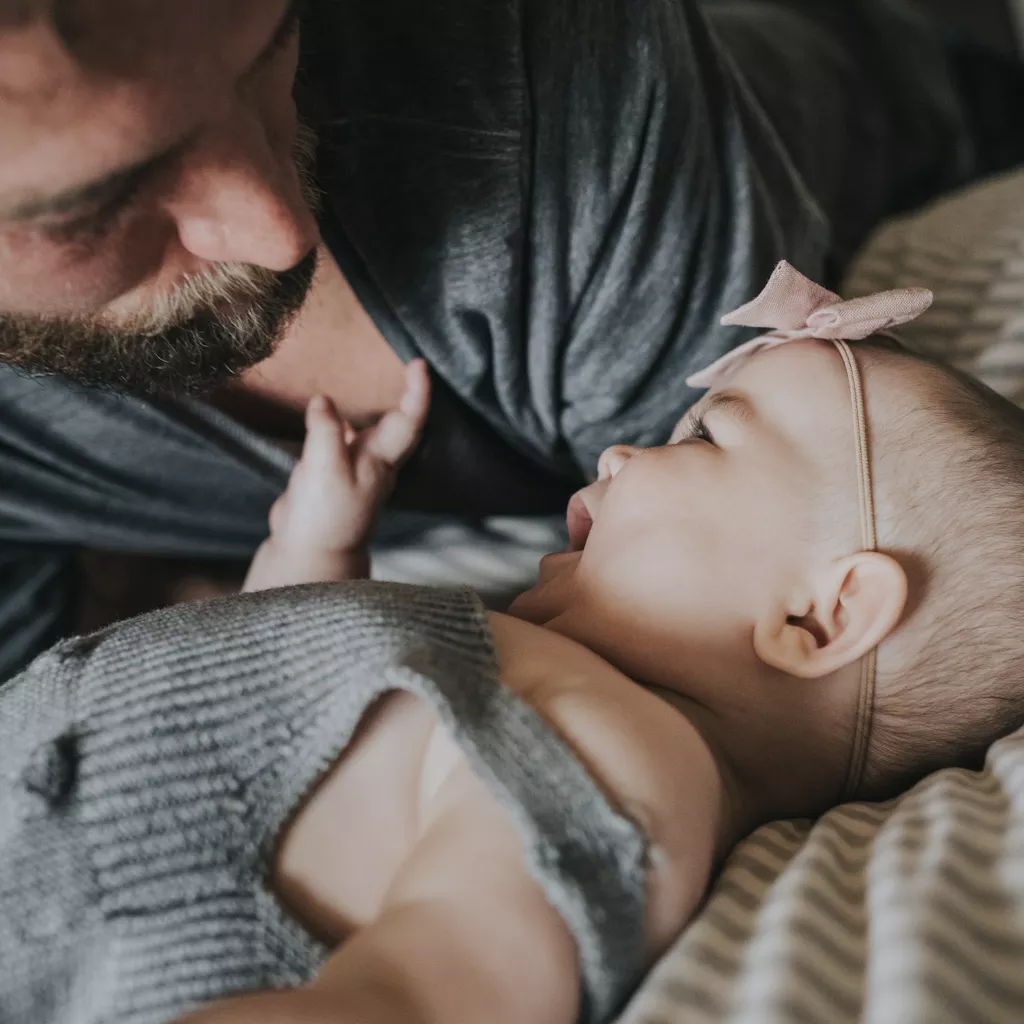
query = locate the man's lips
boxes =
[566,493,593,551]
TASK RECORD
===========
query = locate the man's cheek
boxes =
[0,228,137,316]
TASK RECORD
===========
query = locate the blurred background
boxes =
[931,0,1022,50]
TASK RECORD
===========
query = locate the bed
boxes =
[368,167,1024,1022]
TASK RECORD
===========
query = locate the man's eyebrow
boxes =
[1,0,304,225]
[3,139,191,223]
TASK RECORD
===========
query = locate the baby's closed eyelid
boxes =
[672,410,715,446]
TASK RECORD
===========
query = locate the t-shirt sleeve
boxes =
[0,546,75,684]
[0,370,292,679]
[521,0,829,473]
[0,369,284,556]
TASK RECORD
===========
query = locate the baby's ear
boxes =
[753,553,908,679]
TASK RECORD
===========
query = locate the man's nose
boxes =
[597,444,645,481]
[166,113,318,272]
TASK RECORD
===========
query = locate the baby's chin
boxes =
[507,550,582,624]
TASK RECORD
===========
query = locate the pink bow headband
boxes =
[686,260,933,389]
[687,261,933,802]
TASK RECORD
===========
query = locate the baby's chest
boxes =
[272,690,438,942]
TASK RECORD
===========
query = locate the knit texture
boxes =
[0,581,647,1024]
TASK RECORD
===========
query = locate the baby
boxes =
[3,263,1024,1024]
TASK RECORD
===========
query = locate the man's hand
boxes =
[244,360,430,590]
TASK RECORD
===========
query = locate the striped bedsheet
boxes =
[621,727,1024,1024]
[845,169,1024,406]
[371,514,564,609]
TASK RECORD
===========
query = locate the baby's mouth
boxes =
[566,493,593,551]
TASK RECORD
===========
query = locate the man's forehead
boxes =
[0,0,277,219]
[0,13,77,100]
[0,57,174,219]
[0,0,256,80]
[1,1,152,74]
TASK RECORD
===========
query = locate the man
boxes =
[0,0,1020,680]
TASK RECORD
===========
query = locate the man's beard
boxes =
[0,123,322,396]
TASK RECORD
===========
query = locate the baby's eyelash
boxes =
[682,412,715,445]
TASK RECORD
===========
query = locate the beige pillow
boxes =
[845,168,1024,407]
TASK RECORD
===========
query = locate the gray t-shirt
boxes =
[0,0,970,680]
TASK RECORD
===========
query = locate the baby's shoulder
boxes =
[487,613,726,946]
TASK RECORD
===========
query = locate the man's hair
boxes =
[858,344,1024,800]
[0,2,47,26]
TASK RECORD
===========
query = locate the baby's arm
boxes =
[177,759,579,1024]
[244,361,430,591]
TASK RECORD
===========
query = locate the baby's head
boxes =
[511,263,1024,817]
[828,341,1024,800]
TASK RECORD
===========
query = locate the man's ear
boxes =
[753,553,908,679]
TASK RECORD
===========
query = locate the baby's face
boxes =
[511,341,865,692]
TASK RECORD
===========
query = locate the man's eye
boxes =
[38,179,145,246]
[41,211,116,246]
[37,174,148,247]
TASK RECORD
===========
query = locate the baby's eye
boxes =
[680,412,715,446]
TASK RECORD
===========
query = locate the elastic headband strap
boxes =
[832,339,877,801]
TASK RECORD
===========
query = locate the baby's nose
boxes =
[597,445,645,481]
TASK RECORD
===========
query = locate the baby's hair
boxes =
[857,343,1024,800]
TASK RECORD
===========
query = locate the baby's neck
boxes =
[644,685,767,852]
[650,681,848,837]
[494,612,739,860]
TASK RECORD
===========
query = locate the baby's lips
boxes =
[566,493,594,551]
